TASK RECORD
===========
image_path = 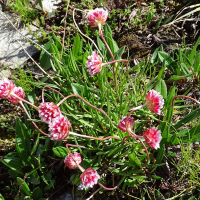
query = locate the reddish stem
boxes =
[99,28,117,90]
[102,59,129,74]
[172,95,200,107]
[42,86,64,103]
[57,94,112,123]
[19,101,48,136]
[66,144,85,172]
[98,182,117,191]
[11,93,38,110]
[125,110,149,163]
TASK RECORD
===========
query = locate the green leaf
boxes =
[193,53,200,72]
[188,36,200,64]
[158,51,177,74]
[71,83,84,96]
[53,147,68,157]
[38,0,43,9]
[31,132,40,156]
[155,79,167,99]
[162,15,173,26]
[97,37,106,53]
[32,187,43,200]
[152,175,163,180]
[167,151,177,157]
[167,73,193,82]
[15,118,31,164]
[156,144,165,164]
[17,177,31,196]
[128,152,142,167]
[72,34,80,56]
[0,194,5,200]
[151,45,162,64]
[113,46,125,60]
[173,108,200,130]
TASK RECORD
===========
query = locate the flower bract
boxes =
[86,51,102,76]
[8,87,25,104]
[64,152,82,169]
[80,168,100,188]
[143,127,162,150]
[87,8,108,27]
[145,89,164,115]
[48,115,71,141]
[0,78,15,99]
[117,116,134,132]
[38,102,61,124]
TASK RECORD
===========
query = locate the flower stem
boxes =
[99,26,117,91]
[42,86,64,103]
[98,182,117,190]
[19,101,48,136]
[57,94,113,125]
[125,109,149,163]
[172,95,200,106]
[66,144,85,172]
[69,131,121,141]
[11,93,38,110]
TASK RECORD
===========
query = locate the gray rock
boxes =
[0,8,38,69]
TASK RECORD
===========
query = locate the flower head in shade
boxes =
[118,117,134,132]
[87,8,108,27]
[8,87,25,104]
[143,127,162,150]
[64,152,82,169]
[0,78,15,99]
[86,51,102,76]
[80,168,100,188]
[38,102,61,124]
[145,90,164,115]
[48,115,71,141]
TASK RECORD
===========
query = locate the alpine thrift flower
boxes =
[87,8,108,27]
[86,51,102,76]
[48,115,71,141]
[143,127,162,150]
[38,102,61,124]
[118,117,134,132]
[8,87,25,104]
[80,168,100,188]
[0,78,15,99]
[64,152,82,169]
[145,89,164,115]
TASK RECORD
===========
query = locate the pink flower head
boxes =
[143,127,162,150]
[86,51,102,76]
[87,8,108,27]
[64,152,82,169]
[48,115,71,141]
[8,87,25,104]
[0,78,15,99]
[118,117,134,132]
[145,89,164,115]
[38,102,61,124]
[80,168,100,188]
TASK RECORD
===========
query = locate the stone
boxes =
[0,7,39,69]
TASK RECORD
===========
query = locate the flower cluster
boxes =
[64,152,82,169]
[38,102,71,141]
[86,51,102,76]
[0,78,25,104]
[87,8,108,28]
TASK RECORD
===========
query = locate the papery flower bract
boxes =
[145,89,164,115]
[64,152,82,169]
[143,127,162,150]
[38,102,61,124]
[118,117,134,132]
[48,115,71,141]
[42,0,54,13]
[87,8,108,27]
[8,87,25,104]
[80,168,100,188]
[86,51,102,76]
[0,78,15,99]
